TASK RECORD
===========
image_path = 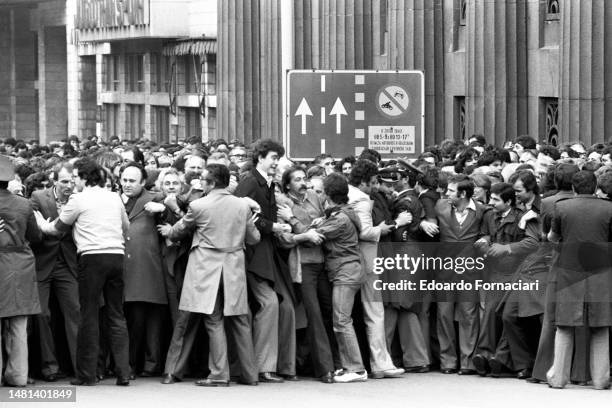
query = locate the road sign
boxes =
[285,70,424,161]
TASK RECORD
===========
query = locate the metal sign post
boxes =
[285,70,425,161]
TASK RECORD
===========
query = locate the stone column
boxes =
[558,0,612,145]
[466,0,529,146]
[293,0,374,70]
[217,0,283,144]
[387,0,445,145]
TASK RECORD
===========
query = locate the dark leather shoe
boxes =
[526,377,542,384]
[404,365,429,373]
[458,369,477,375]
[237,379,258,386]
[281,374,299,381]
[472,354,489,376]
[488,357,505,378]
[319,372,334,384]
[258,372,284,383]
[195,378,230,387]
[517,369,532,380]
[71,378,98,386]
[441,368,457,374]
[116,377,130,386]
[42,373,58,382]
[161,374,181,384]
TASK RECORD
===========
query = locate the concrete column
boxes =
[558,0,612,144]
[388,0,445,145]
[466,0,529,146]
[293,0,374,70]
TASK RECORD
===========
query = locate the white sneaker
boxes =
[333,371,368,383]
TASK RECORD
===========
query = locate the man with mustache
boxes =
[277,167,338,383]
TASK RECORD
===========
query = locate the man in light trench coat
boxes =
[159,163,261,386]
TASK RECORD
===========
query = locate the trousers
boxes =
[0,316,29,386]
[76,254,130,381]
[547,326,609,389]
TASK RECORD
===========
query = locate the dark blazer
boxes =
[550,195,612,327]
[418,189,440,242]
[434,198,487,300]
[234,169,278,282]
[30,188,78,280]
[435,198,487,244]
[123,190,167,304]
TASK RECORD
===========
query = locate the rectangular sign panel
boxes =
[286,70,424,161]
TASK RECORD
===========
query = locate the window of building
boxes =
[104,55,120,91]
[151,53,170,93]
[542,98,559,146]
[455,96,466,141]
[184,108,201,140]
[460,0,467,26]
[126,104,145,140]
[104,103,120,139]
[125,54,144,92]
[546,0,560,21]
[184,55,202,94]
[153,106,170,143]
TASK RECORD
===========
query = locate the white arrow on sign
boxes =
[295,97,313,135]
[329,97,348,134]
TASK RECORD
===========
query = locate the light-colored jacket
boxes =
[167,189,260,315]
[348,185,379,276]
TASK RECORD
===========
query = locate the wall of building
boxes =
[189,0,217,38]
[220,0,611,149]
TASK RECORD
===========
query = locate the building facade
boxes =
[218,0,612,149]
[0,0,218,145]
[74,0,218,144]
[0,0,71,144]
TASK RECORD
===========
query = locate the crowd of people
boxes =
[0,133,611,390]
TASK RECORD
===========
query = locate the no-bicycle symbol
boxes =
[377,84,410,118]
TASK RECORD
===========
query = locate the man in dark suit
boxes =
[530,163,590,384]
[30,162,80,381]
[234,139,296,383]
[547,170,612,390]
[435,174,486,375]
[119,162,167,378]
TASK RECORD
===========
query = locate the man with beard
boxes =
[119,162,167,378]
[159,164,261,387]
[30,162,80,381]
[234,139,296,382]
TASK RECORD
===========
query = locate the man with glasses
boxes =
[229,146,249,168]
